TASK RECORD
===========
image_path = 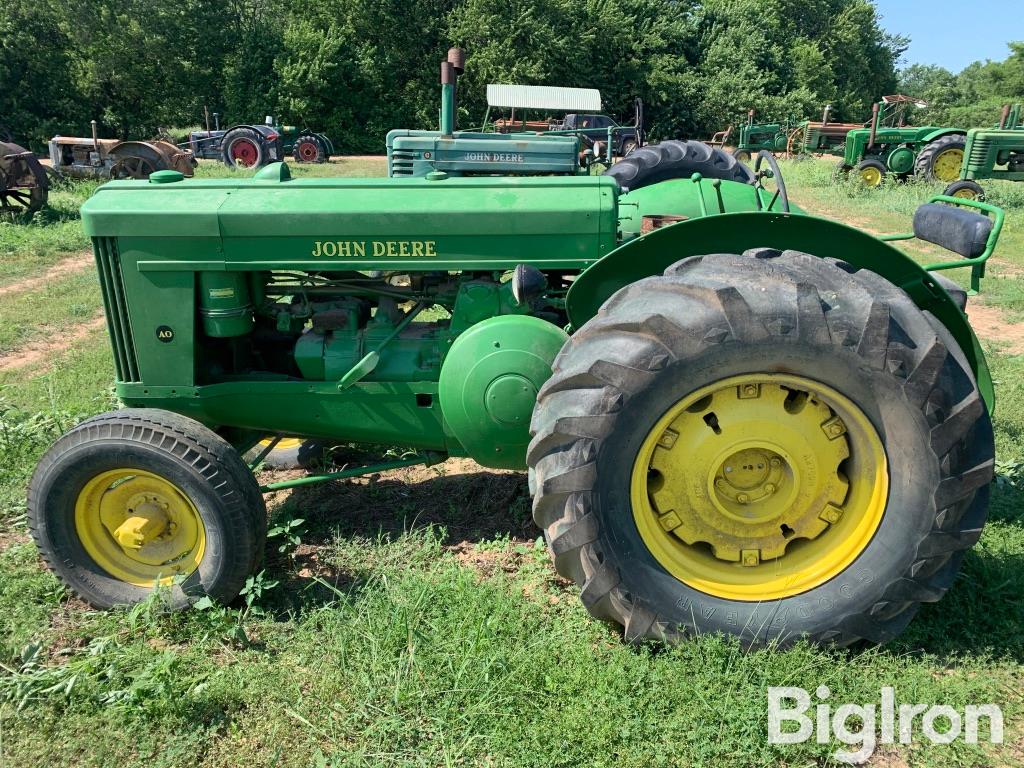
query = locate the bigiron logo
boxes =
[768,686,1003,763]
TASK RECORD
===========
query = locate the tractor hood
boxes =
[81,165,619,272]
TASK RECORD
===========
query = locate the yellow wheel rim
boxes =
[859,166,883,187]
[75,469,206,587]
[259,437,303,450]
[630,374,888,601]
[932,148,964,182]
[951,186,978,200]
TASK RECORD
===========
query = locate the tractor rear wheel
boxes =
[604,140,755,192]
[943,179,986,201]
[223,127,266,169]
[528,250,992,648]
[915,134,967,183]
[28,409,266,609]
[731,147,751,163]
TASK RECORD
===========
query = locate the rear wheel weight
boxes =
[28,409,266,609]
[528,250,993,648]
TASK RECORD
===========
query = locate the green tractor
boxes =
[387,49,646,178]
[727,110,792,162]
[943,104,1024,201]
[835,98,965,187]
[28,145,1004,649]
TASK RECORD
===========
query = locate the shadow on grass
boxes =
[258,454,533,612]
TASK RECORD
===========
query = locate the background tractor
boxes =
[387,49,645,177]
[727,110,791,162]
[943,103,1024,200]
[834,97,964,186]
[27,135,1002,651]
[49,121,196,180]
[188,113,334,169]
[0,139,49,214]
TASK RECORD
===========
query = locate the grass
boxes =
[0,156,1022,766]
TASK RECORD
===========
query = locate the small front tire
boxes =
[28,409,266,609]
[943,179,986,201]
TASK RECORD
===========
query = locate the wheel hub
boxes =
[632,374,887,600]
[933,148,964,182]
[75,469,206,586]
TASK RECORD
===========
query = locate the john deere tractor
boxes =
[943,104,1024,201]
[387,49,646,177]
[28,131,1003,649]
[728,110,791,162]
[835,99,965,187]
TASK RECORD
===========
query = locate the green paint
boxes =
[81,158,997,473]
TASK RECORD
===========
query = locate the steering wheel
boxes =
[753,150,790,213]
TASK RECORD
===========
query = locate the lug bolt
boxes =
[715,478,726,489]
[737,493,749,504]
[764,483,775,495]
[770,457,781,468]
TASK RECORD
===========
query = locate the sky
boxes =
[874,0,1015,73]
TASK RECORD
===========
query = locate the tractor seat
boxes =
[913,203,993,259]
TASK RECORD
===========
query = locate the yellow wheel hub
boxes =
[932,148,964,182]
[951,186,978,200]
[859,166,883,187]
[631,374,887,600]
[75,469,206,587]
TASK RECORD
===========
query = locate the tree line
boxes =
[0,0,1013,155]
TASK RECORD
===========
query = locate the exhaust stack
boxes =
[440,47,466,137]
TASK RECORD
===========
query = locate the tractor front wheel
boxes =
[292,136,327,164]
[28,409,266,609]
[943,179,986,201]
[832,160,853,182]
[528,250,992,648]
[855,158,886,187]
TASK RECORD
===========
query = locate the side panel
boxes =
[565,212,993,410]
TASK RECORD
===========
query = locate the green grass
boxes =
[0,156,1023,766]
[779,157,1024,315]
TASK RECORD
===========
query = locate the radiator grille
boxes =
[93,237,141,382]
[968,138,991,166]
[390,150,415,176]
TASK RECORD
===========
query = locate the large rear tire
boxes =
[604,140,755,192]
[222,127,266,169]
[528,250,992,648]
[29,409,266,609]
[915,134,967,183]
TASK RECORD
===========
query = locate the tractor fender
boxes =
[565,211,993,410]
[921,127,966,143]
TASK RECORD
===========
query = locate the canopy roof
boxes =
[486,84,601,112]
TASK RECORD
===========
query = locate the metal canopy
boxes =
[486,84,601,112]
